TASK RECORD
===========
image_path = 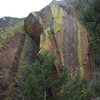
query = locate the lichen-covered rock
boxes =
[0,17,39,99]
[24,1,89,79]
[0,0,93,99]
[0,17,25,98]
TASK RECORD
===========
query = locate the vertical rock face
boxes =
[24,1,89,78]
[0,17,39,98]
[0,17,25,98]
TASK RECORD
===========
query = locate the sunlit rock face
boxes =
[24,1,90,79]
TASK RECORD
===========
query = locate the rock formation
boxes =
[0,17,39,99]
[24,0,91,79]
[0,0,96,99]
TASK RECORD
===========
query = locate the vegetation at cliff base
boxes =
[78,0,100,63]
[78,0,100,98]
[22,51,68,100]
[58,75,90,100]
[21,51,91,100]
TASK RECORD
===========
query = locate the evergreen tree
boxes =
[22,51,91,100]
[78,0,100,77]
[78,0,100,97]
[22,51,68,100]
[58,75,90,100]
[78,0,100,35]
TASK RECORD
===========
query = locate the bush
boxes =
[22,52,54,99]
[90,82,100,96]
[22,51,68,100]
[21,51,92,100]
[58,75,90,100]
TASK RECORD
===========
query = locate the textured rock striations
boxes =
[0,0,93,99]
[0,17,39,99]
[24,1,90,79]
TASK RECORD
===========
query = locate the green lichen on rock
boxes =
[0,18,24,49]
[50,3,65,18]
[77,23,84,77]
[40,27,51,52]
[24,2,88,78]
[12,21,24,33]
[39,16,44,25]
[50,3,65,33]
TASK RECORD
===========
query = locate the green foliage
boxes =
[90,82,100,96]
[78,0,100,68]
[78,1,100,98]
[0,20,24,49]
[21,51,93,100]
[78,0,100,34]
[22,51,68,100]
[58,75,90,100]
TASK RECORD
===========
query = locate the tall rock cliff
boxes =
[24,1,90,79]
[0,0,95,99]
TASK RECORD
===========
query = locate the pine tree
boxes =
[78,0,100,97]
[22,51,68,100]
[58,75,90,100]
[78,0,100,35]
[78,0,100,77]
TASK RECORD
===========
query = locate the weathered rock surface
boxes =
[0,17,39,99]
[0,0,95,99]
[24,1,90,79]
